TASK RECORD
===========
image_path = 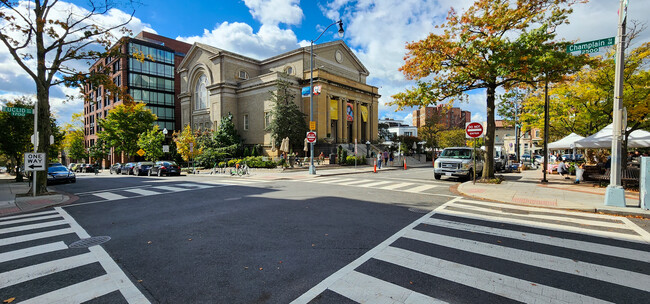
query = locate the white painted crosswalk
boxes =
[0,208,149,303]
[299,177,445,195]
[293,198,650,303]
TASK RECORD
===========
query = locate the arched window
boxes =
[194,75,208,110]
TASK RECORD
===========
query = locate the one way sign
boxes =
[24,153,45,171]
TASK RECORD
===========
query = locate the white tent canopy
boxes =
[548,133,585,150]
[574,123,650,148]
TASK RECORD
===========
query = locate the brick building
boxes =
[83,32,191,167]
[412,105,471,130]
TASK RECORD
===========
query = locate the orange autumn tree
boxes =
[392,0,588,178]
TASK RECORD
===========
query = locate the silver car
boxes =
[434,147,484,181]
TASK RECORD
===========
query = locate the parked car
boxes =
[67,163,76,170]
[71,163,83,172]
[133,162,154,176]
[434,147,484,181]
[121,163,136,175]
[82,163,96,173]
[149,161,181,176]
[562,154,584,162]
[47,165,76,185]
[0,166,6,173]
[109,163,123,174]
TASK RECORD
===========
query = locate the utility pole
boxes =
[604,0,628,207]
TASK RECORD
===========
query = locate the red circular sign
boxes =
[466,122,484,138]
[306,131,317,143]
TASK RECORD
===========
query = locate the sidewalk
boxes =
[0,174,70,217]
[457,168,650,218]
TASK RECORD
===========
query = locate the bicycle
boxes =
[230,162,250,176]
[211,162,227,175]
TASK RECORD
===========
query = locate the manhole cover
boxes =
[408,207,430,214]
[68,236,111,248]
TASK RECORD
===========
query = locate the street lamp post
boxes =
[366,141,370,158]
[309,20,344,175]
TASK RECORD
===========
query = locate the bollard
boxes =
[641,157,649,210]
[374,159,377,173]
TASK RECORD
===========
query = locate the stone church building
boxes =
[177,40,380,155]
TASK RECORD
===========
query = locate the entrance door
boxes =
[361,122,367,142]
[347,122,353,143]
[331,120,338,143]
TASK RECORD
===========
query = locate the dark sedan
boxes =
[47,165,76,185]
[133,161,154,176]
[121,162,136,175]
[110,163,123,174]
[149,161,181,176]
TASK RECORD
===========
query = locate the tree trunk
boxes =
[34,5,51,195]
[482,84,496,179]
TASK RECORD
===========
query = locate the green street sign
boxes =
[2,106,33,116]
[566,37,615,54]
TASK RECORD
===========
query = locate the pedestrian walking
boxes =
[377,152,382,169]
[383,151,389,167]
[389,152,394,166]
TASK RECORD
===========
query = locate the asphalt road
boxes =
[1,168,649,303]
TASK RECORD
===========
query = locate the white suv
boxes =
[434,147,484,181]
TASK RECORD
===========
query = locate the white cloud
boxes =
[471,113,484,123]
[243,0,304,26]
[402,113,413,126]
[177,23,300,60]
[0,1,156,126]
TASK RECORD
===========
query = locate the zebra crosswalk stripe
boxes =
[374,246,609,304]
[0,252,96,288]
[404,184,438,193]
[123,188,161,196]
[19,274,118,304]
[0,214,61,226]
[0,220,68,235]
[328,270,443,304]
[0,241,68,263]
[93,192,128,201]
[380,182,414,190]
[0,210,58,221]
[0,228,74,247]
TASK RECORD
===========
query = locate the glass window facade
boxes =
[128,41,176,131]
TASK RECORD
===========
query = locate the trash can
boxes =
[329,153,336,165]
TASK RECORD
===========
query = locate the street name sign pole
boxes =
[466,122,484,184]
[605,0,628,207]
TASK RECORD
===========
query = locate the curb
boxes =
[455,181,650,219]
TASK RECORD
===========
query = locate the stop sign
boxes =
[306,131,317,143]
[465,122,484,138]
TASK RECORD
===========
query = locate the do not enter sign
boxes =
[306,131,317,143]
[465,122,484,138]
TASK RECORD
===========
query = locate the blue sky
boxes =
[1,0,650,128]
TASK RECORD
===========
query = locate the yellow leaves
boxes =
[173,125,201,162]
[3,298,15,303]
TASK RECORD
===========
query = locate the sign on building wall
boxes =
[330,99,338,120]
[360,105,368,122]
[346,103,354,121]
[301,87,310,98]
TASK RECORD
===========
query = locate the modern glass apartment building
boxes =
[127,41,176,131]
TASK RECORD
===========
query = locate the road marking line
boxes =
[19,274,118,304]
[290,196,463,304]
[404,184,438,193]
[151,186,186,192]
[450,202,630,230]
[619,217,650,244]
[319,178,355,184]
[122,188,162,196]
[0,210,58,221]
[174,183,214,189]
[0,241,68,263]
[55,207,150,304]
[404,229,650,291]
[0,214,61,226]
[74,185,153,196]
[0,252,96,288]
[341,179,373,185]
[0,220,68,235]
[380,182,414,190]
[375,246,609,304]
[93,192,128,201]
[0,228,74,247]
[438,208,646,243]
[328,270,444,304]
[308,177,339,183]
[358,181,393,188]
[457,198,624,221]
[422,217,650,262]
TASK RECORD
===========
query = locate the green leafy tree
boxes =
[62,113,87,161]
[0,0,137,193]
[392,0,588,179]
[173,125,201,162]
[0,97,34,180]
[195,115,242,167]
[98,103,157,158]
[137,126,164,161]
[438,129,467,148]
[88,138,110,165]
[266,78,307,152]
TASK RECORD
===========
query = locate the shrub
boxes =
[345,155,366,166]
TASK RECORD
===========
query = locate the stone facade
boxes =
[178,41,380,155]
